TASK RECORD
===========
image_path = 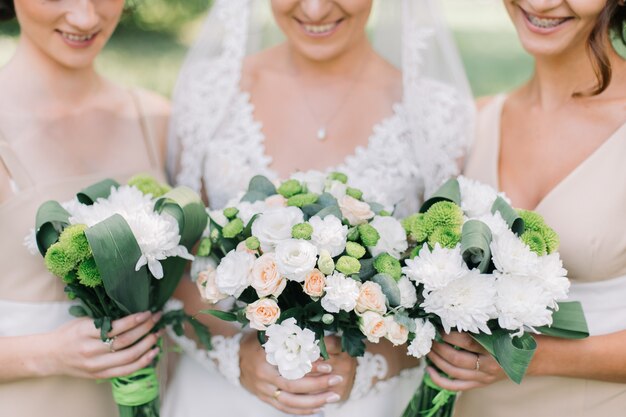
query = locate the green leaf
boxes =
[243,214,260,237]
[317,330,330,360]
[35,200,70,255]
[202,310,238,322]
[473,330,536,384]
[420,179,461,213]
[155,186,208,248]
[77,179,119,205]
[152,257,187,310]
[94,316,113,341]
[491,197,525,235]
[460,220,493,273]
[341,327,366,357]
[368,202,385,214]
[69,305,89,318]
[394,310,416,332]
[317,193,338,208]
[248,175,277,197]
[241,190,269,203]
[85,214,150,314]
[536,301,589,339]
[315,205,343,220]
[358,258,376,281]
[371,273,402,307]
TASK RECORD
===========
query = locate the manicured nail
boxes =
[136,311,151,322]
[318,364,332,373]
[328,375,343,386]
[152,312,163,323]
[149,348,160,358]
[326,393,341,403]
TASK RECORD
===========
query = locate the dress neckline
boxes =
[490,94,626,211]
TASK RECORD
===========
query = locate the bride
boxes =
[165,1,473,416]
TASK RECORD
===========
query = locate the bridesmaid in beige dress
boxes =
[0,1,171,416]
[422,1,626,416]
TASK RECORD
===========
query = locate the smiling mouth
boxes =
[57,30,99,43]
[297,18,344,36]
[522,8,573,29]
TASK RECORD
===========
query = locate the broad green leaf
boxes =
[315,205,343,220]
[317,330,330,360]
[35,200,70,255]
[372,273,402,307]
[493,330,536,384]
[341,327,366,357]
[420,179,461,213]
[317,193,338,208]
[77,179,119,205]
[203,310,238,322]
[152,257,187,310]
[241,190,268,203]
[536,301,589,339]
[301,204,324,218]
[358,258,376,281]
[248,175,277,197]
[368,202,385,214]
[491,197,525,235]
[155,186,208,248]
[461,220,493,273]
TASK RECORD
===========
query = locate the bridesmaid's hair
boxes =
[584,1,626,96]
[0,0,15,21]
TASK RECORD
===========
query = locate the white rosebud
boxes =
[358,311,387,343]
[252,207,304,252]
[338,195,374,226]
[397,276,418,309]
[215,250,255,297]
[355,281,387,315]
[250,253,287,298]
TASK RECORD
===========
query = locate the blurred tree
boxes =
[120,0,211,34]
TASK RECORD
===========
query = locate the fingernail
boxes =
[150,348,160,358]
[136,311,151,322]
[318,364,332,373]
[328,375,343,386]
[152,312,163,323]
[326,393,341,403]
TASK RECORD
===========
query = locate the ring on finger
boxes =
[104,337,116,353]
[273,389,282,400]
[474,354,480,371]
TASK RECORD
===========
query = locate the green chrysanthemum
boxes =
[223,207,239,220]
[428,226,461,249]
[347,227,360,242]
[378,210,391,217]
[521,230,547,256]
[44,242,78,278]
[292,223,313,240]
[346,187,363,200]
[77,257,102,288]
[197,237,212,257]
[335,256,361,275]
[328,172,348,184]
[128,174,171,198]
[402,213,429,243]
[59,224,91,263]
[287,193,319,207]
[317,250,335,275]
[409,245,421,259]
[424,201,464,231]
[277,179,303,198]
[63,270,78,284]
[518,210,559,253]
[542,227,560,254]
[373,253,402,281]
[246,236,260,251]
[222,218,244,238]
[345,241,366,259]
[358,224,380,247]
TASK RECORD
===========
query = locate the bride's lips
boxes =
[295,18,345,39]
[519,6,574,35]
[56,29,100,49]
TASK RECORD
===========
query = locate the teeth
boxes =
[527,14,568,29]
[303,22,337,34]
[61,32,95,42]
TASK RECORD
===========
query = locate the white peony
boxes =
[215,250,255,297]
[275,239,318,282]
[252,207,304,252]
[338,195,374,226]
[422,269,497,334]
[368,216,408,258]
[407,319,437,358]
[491,229,540,276]
[457,175,501,218]
[264,318,320,380]
[291,171,327,195]
[309,215,348,257]
[403,244,468,291]
[397,276,418,309]
[321,272,360,313]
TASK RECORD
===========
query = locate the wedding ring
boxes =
[273,389,282,400]
[474,354,481,371]
[104,337,116,353]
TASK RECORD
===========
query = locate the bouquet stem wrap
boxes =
[401,371,456,417]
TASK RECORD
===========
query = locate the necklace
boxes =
[292,50,372,142]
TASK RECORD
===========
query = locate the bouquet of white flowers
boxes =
[398,176,589,417]
[32,174,210,417]
[194,172,417,379]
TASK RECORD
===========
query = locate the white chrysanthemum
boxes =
[397,276,418,308]
[368,216,408,258]
[457,176,500,218]
[491,229,540,276]
[494,272,555,335]
[321,272,360,313]
[407,319,437,358]
[61,197,83,217]
[236,200,268,226]
[291,171,326,195]
[252,207,304,252]
[275,239,318,282]
[309,215,348,258]
[215,250,255,297]
[402,244,468,291]
[264,318,321,380]
[534,253,570,308]
[422,269,497,334]
[24,229,39,255]
[474,211,510,239]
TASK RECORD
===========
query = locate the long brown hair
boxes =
[0,0,15,21]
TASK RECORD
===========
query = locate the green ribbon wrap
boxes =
[111,367,159,407]
[420,373,457,417]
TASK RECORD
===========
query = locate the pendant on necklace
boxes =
[317,127,327,141]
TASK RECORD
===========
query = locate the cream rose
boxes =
[384,316,409,346]
[303,269,326,298]
[197,265,229,304]
[358,311,387,343]
[355,281,387,314]
[251,253,287,298]
[264,194,288,208]
[338,195,375,226]
[246,298,281,331]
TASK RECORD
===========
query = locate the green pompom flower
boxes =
[328,172,348,184]
[128,174,171,198]
[373,253,402,281]
[245,236,260,251]
[345,241,366,259]
[335,256,361,275]
[518,210,559,254]
[424,201,464,230]
[402,213,429,243]
[317,250,335,275]
[292,222,314,240]
[347,227,360,242]
[223,207,239,220]
[518,210,546,232]
[428,226,461,249]
[358,224,380,247]
[521,230,547,255]
[542,227,560,254]
[277,179,303,198]
[287,193,319,207]
[378,210,391,217]
[197,237,212,257]
[44,242,78,278]
[77,257,102,288]
[59,224,91,263]
[346,187,363,200]
[222,218,244,238]
[63,270,78,284]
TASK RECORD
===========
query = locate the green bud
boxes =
[59,224,91,263]
[223,207,239,220]
[345,241,366,259]
[292,222,313,240]
[77,257,102,288]
[197,237,212,257]
[358,224,380,247]
[128,174,171,198]
[322,314,335,325]
[335,256,361,275]
[328,172,348,184]
[287,193,319,208]
[346,187,363,200]
[378,210,391,217]
[210,228,221,242]
[222,218,244,238]
[277,179,303,198]
[317,250,335,275]
[402,213,429,243]
[373,253,402,281]
[347,227,360,242]
[246,236,261,251]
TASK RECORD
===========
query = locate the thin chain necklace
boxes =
[291,49,372,141]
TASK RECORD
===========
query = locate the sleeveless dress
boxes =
[0,91,165,417]
[457,94,626,417]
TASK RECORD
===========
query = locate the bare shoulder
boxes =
[132,88,171,117]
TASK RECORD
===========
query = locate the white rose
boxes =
[291,171,326,194]
[321,272,360,313]
[358,311,387,343]
[236,200,268,226]
[252,207,305,252]
[275,239,318,282]
[397,276,418,308]
[384,316,409,346]
[251,253,287,298]
[309,215,348,257]
[215,250,255,297]
[355,281,387,314]
[264,194,288,208]
[325,180,348,199]
[246,298,281,331]
[264,318,321,380]
[338,195,374,226]
[368,216,408,258]
[407,319,436,358]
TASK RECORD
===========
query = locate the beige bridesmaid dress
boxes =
[457,94,626,417]
[0,91,165,417]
